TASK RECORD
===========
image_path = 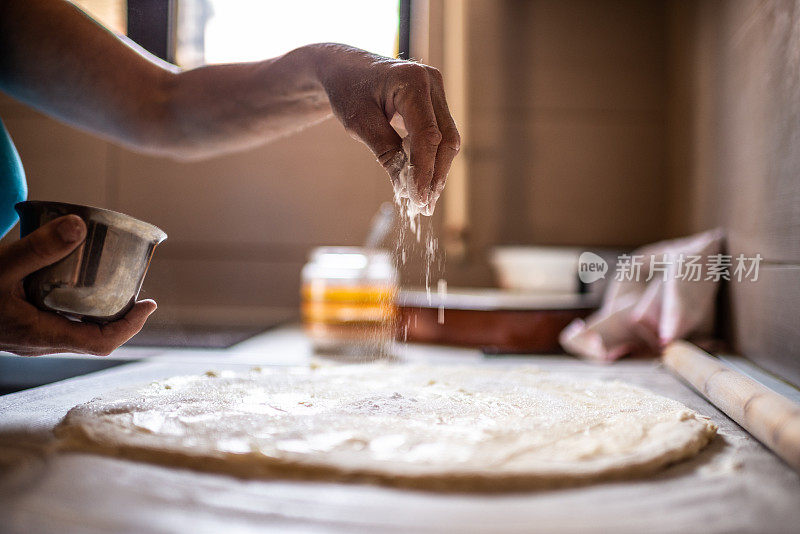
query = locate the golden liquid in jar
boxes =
[301,284,398,353]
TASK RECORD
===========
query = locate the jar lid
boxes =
[305,247,396,281]
[309,247,392,266]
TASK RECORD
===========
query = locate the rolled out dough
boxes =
[55,364,716,491]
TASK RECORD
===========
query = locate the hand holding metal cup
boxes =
[14,201,166,323]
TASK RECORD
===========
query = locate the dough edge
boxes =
[54,418,716,492]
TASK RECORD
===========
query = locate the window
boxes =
[175,0,404,68]
[74,1,410,69]
[70,0,127,34]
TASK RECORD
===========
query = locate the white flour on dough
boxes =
[55,364,716,491]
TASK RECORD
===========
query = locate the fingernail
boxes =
[426,192,440,214]
[427,198,437,215]
[57,216,86,243]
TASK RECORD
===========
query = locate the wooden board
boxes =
[1,332,800,533]
[399,307,591,353]
[397,289,596,353]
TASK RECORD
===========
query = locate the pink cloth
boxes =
[560,229,724,362]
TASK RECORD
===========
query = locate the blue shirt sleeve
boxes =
[0,118,27,238]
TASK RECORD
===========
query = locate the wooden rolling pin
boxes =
[663,341,800,471]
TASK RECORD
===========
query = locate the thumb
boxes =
[0,215,87,282]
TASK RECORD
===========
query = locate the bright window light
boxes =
[177,0,400,68]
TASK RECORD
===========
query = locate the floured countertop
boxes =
[1,327,799,533]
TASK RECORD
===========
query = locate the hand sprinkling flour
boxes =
[316,44,460,216]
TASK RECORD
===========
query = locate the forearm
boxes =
[0,0,459,212]
[158,47,332,158]
[0,0,332,159]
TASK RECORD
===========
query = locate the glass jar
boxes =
[301,247,398,356]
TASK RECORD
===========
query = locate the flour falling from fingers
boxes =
[392,153,447,338]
